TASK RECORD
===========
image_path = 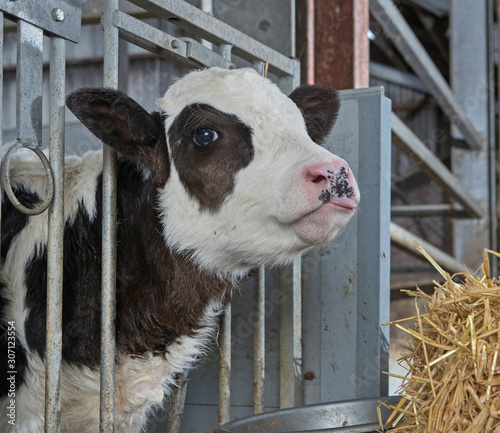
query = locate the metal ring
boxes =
[1,141,55,216]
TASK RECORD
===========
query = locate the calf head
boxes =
[67,67,359,277]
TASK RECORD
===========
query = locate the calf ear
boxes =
[66,88,164,164]
[289,85,340,144]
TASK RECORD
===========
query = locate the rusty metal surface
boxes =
[313,0,369,89]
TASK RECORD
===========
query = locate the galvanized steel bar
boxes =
[45,35,66,433]
[100,1,119,431]
[218,42,232,427]
[390,222,464,273]
[16,20,43,148]
[111,10,233,69]
[127,0,296,77]
[450,0,493,270]
[166,375,188,433]
[253,266,265,414]
[279,256,303,409]
[391,204,468,218]
[370,0,485,151]
[218,304,231,425]
[391,113,484,218]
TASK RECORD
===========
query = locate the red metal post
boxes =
[313,0,369,89]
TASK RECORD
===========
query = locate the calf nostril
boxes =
[311,174,327,184]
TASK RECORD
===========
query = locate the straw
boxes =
[380,248,500,433]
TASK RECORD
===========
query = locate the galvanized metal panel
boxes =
[450,0,493,269]
[302,87,392,404]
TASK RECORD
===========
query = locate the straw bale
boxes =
[381,248,500,433]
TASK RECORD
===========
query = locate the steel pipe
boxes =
[253,266,265,414]
[100,1,119,431]
[44,35,66,433]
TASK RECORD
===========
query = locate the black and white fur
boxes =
[0,67,359,432]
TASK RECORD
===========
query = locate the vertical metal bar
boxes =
[278,59,300,95]
[218,42,233,426]
[101,1,119,431]
[16,20,43,148]
[450,0,491,268]
[218,305,231,425]
[45,35,66,433]
[200,0,214,50]
[253,266,265,414]
[487,0,497,275]
[253,60,265,76]
[166,375,188,433]
[279,256,303,409]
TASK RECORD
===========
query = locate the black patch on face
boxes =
[168,103,254,212]
[319,167,354,203]
[22,157,231,369]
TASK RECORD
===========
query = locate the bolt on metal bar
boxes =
[218,43,232,427]
[370,0,484,151]
[127,0,296,77]
[391,113,484,218]
[45,34,66,433]
[111,10,233,70]
[253,266,266,414]
[280,256,303,409]
[100,1,119,431]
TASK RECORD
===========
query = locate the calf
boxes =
[0,67,359,432]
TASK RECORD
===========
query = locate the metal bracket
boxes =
[0,0,87,42]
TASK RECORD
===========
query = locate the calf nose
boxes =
[303,159,359,207]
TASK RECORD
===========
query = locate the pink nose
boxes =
[303,159,359,209]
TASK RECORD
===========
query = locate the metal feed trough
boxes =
[0,0,392,431]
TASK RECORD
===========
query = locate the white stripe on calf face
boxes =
[157,68,358,277]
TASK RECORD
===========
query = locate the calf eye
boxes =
[193,128,218,149]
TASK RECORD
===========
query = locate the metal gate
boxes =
[0,1,391,432]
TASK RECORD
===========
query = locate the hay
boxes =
[381,248,500,433]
